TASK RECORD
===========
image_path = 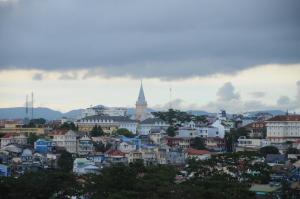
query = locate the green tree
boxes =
[190,137,206,150]
[115,128,134,138]
[57,151,73,172]
[286,147,299,154]
[166,126,177,137]
[59,122,78,131]
[90,125,104,137]
[27,133,40,146]
[259,146,279,156]
[27,118,46,127]
[225,127,250,152]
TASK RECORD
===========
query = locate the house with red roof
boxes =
[185,148,211,160]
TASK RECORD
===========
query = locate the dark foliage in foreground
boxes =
[0,161,255,199]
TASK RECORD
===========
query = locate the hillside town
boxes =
[0,83,300,198]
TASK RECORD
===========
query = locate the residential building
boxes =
[52,130,77,153]
[0,164,11,176]
[149,129,165,144]
[104,149,127,165]
[236,137,270,152]
[211,119,227,138]
[127,150,143,163]
[34,139,55,154]
[165,137,192,149]
[166,148,186,165]
[206,137,225,151]
[141,145,158,166]
[266,115,300,143]
[21,149,33,162]
[73,158,100,175]
[78,135,94,155]
[117,141,137,153]
[139,118,169,135]
[176,127,198,138]
[244,121,266,138]
[185,148,211,160]
[0,134,27,148]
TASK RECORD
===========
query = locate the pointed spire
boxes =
[136,80,147,105]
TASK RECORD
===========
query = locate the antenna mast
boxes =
[26,94,28,116]
[31,92,34,119]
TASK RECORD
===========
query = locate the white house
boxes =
[236,136,270,151]
[73,158,100,175]
[139,118,169,135]
[52,130,77,153]
[117,141,137,153]
[211,119,227,138]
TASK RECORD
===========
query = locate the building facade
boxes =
[76,115,138,134]
[266,115,300,143]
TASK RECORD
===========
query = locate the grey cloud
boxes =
[277,96,291,106]
[200,81,300,113]
[217,82,240,101]
[0,0,300,79]
[249,92,265,98]
[32,73,44,81]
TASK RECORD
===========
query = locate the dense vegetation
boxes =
[0,161,255,199]
[153,109,207,125]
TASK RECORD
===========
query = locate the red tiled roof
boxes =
[268,115,300,122]
[105,149,125,157]
[186,148,210,155]
[2,133,15,138]
[49,130,68,136]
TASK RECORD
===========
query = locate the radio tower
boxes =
[26,94,28,116]
[31,92,34,120]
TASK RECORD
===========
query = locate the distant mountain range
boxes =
[0,107,83,120]
[0,107,286,120]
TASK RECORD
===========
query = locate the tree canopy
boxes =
[286,147,300,155]
[57,151,73,172]
[90,125,104,137]
[259,146,279,156]
[190,137,206,150]
[115,128,135,138]
[59,122,78,131]
[166,126,177,137]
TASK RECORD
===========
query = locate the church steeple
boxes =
[136,81,147,105]
[135,80,147,121]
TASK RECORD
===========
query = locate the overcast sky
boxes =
[0,0,299,113]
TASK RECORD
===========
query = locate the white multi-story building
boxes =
[52,130,77,153]
[211,119,228,138]
[197,126,220,138]
[81,105,127,118]
[78,135,94,155]
[0,134,27,148]
[266,115,300,143]
[76,115,138,134]
[236,136,270,151]
[139,118,169,135]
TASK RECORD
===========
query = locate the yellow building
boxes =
[0,123,45,135]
